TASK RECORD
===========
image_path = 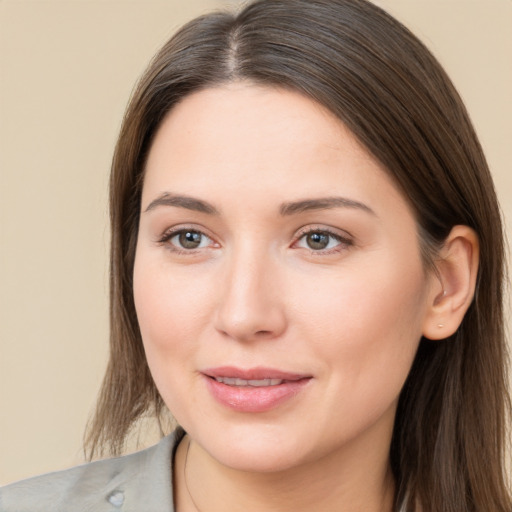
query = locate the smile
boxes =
[203,367,312,413]
[213,377,284,387]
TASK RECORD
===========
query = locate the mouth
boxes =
[211,377,286,387]
[202,366,312,412]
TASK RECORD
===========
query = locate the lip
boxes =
[203,366,308,381]
[202,366,312,413]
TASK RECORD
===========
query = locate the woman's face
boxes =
[134,84,437,473]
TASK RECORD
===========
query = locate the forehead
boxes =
[142,83,409,219]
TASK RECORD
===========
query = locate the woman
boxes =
[1,0,510,511]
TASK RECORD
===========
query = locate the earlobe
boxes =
[422,225,479,340]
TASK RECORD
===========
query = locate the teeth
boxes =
[248,378,283,386]
[214,377,283,387]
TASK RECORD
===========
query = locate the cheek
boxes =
[133,257,215,372]
[297,255,426,336]
[291,252,428,403]
[132,257,220,422]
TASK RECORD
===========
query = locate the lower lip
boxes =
[204,376,311,413]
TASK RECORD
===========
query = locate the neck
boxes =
[174,430,395,512]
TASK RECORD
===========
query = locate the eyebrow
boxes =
[280,197,376,216]
[144,192,375,217]
[144,193,219,215]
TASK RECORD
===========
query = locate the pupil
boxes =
[179,231,201,249]
[307,232,329,250]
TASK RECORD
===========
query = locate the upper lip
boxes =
[202,366,311,381]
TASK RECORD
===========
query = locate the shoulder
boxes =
[0,429,184,512]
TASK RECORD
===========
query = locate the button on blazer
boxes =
[0,429,184,512]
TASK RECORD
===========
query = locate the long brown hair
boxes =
[85,1,511,510]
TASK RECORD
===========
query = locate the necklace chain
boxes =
[182,435,400,512]
[183,437,202,512]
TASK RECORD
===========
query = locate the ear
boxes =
[422,225,479,340]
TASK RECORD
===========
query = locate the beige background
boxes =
[1,0,511,486]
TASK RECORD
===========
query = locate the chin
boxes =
[211,442,307,474]
[188,420,316,473]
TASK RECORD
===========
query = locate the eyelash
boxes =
[157,226,217,254]
[293,227,353,254]
[156,226,353,255]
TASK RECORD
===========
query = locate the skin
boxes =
[133,84,475,511]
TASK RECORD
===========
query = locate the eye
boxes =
[160,228,215,251]
[295,229,352,252]
[173,230,207,249]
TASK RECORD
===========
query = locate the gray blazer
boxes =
[0,429,184,512]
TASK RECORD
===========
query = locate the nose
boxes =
[214,246,287,342]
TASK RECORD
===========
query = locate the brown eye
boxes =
[171,230,209,250]
[306,232,330,250]
[295,229,352,252]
